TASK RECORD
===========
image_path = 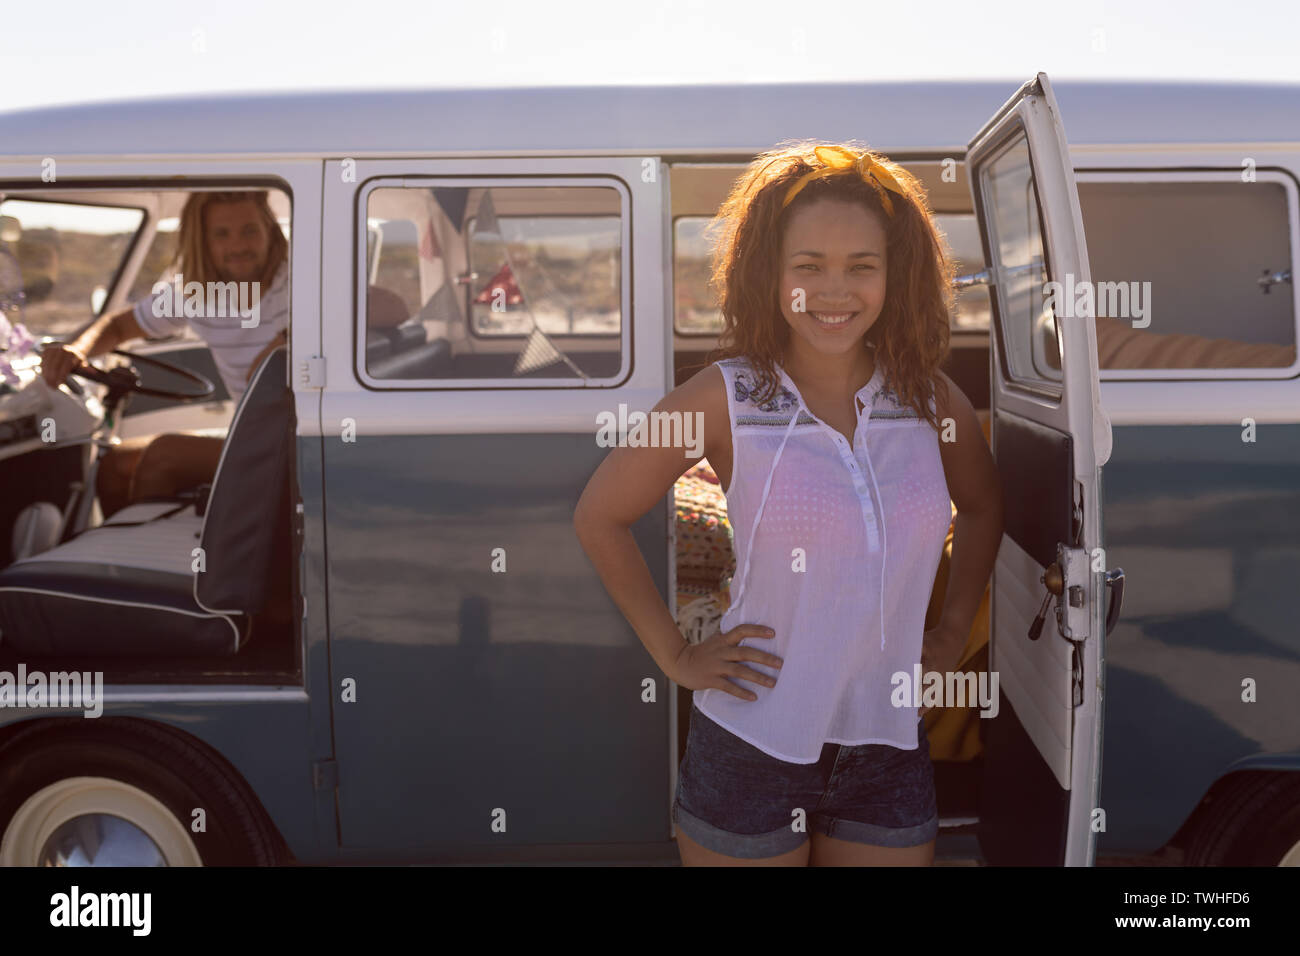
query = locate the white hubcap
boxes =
[1278,836,1300,866]
[0,776,202,866]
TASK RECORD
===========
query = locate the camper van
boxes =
[0,73,1295,866]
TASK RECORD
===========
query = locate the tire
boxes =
[1185,771,1300,866]
[0,717,287,866]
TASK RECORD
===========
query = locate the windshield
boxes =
[0,198,145,339]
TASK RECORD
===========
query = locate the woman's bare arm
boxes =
[573,365,730,681]
[933,370,1004,639]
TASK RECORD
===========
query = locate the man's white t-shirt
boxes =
[133,259,289,405]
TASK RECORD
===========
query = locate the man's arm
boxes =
[76,308,151,357]
[40,308,152,388]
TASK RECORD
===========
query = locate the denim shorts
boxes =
[671,702,939,859]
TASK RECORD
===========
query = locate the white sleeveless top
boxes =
[694,354,954,763]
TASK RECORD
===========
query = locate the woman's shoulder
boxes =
[709,355,799,415]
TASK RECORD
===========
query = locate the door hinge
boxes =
[313,759,338,791]
[298,355,326,389]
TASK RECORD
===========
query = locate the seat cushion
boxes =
[0,502,246,657]
[23,501,204,574]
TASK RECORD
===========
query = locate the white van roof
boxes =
[1,80,1297,158]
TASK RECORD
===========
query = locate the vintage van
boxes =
[0,73,1295,866]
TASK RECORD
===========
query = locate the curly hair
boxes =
[705,139,955,431]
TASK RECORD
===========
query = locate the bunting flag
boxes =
[513,326,565,375]
[472,261,523,306]
[473,189,501,238]
[431,187,469,229]
[417,216,441,261]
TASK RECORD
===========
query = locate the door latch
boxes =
[1027,543,1090,707]
[1027,543,1089,642]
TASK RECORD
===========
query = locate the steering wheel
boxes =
[64,347,216,402]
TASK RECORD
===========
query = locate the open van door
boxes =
[965,73,1119,866]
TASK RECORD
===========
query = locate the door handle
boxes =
[1104,567,1125,636]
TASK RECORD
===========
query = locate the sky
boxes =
[3,0,1299,113]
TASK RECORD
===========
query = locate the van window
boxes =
[0,199,144,338]
[1076,174,1297,373]
[361,182,627,384]
[673,217,721,334]
[981,136,1063,394]
[671,212,993,335]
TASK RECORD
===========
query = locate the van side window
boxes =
[1077,174,1297,373]
[361,182,626,384]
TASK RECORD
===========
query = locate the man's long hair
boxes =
[172,190,288,288]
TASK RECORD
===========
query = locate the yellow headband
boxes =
[782,145,910,218]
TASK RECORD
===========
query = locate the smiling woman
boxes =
[576,139,1002,867]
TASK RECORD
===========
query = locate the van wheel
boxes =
[1185,771,1300,866]
[0,719,286,866]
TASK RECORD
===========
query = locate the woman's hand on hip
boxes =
[670,623,783,701]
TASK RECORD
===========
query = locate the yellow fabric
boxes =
[919,411,992,761]
[782,145,914,218]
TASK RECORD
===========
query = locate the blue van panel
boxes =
[0,700,320,861]
[321,432,672,853]
[116,700,317,856]
[1097,423,1300,853]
